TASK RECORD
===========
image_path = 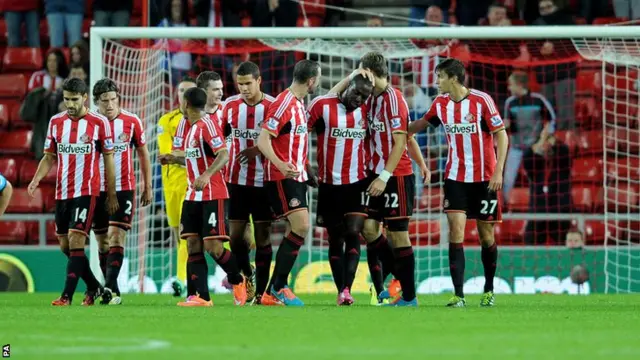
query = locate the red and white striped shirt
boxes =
[172,117,192,152]
[44,111,115,200]
[221,93,275,187]
[99,110,146,192]
[28,70,63,92]
[262,89,308,183]
[367,87,413,176]
[307,94,368,185]
[423,89,505,183]
[180,114,229,201]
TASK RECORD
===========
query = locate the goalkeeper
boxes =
[158,77,196,297]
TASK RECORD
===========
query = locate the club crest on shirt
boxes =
[289,198,300,207]
[465,113,476,123]
[190,138,199,147]
[444,199,450,208]
[118,133,130,142]
[80,134,91,143]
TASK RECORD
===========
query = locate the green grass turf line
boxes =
[1,293,639,360]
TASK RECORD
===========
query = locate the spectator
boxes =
[70,40,90,66]
[566,229,585,249]
[93,0,132,27]
[503,71,556,203]
[613,0,640,19]
[45,0,85,48]
[158,0,192,85]
[408,0,449,26]
[522,123,572,245]
[366,15,384,27]
[3,0,40,47]
[425,5,445,25]
[68,62,89,85]
[529,0,576,130]
[485,2,511,25]
[28,49,68,92]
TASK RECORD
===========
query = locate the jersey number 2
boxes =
[480,200,498,215]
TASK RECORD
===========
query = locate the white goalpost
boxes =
[89,26,640,295]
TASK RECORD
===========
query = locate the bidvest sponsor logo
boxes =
[57,143,92,155]
[369,121,386,132]
[330,127,366,139]
[113,143,130,153]
[444,123,478,134]
[185,148,202,158]
[295,125,308,134]
[232,129,260,140]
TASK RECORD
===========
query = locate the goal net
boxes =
[89,26,640,295]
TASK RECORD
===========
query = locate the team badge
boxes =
[44,139,51,150]
[317,215,324,225]
[358,118,365,128]
[140,133,146,143]
[465,113,476,122]
[80,134,90,143]
[443,199,449,208]
[491,115,503,127]
[190,138,199,147]
[118,133,130,142]
[289,198,300,207]
[104,138,114,150]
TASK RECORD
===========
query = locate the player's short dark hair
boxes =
[435,58,466,84]
[236,61,261,79]
[62,77,88,95]
[292,60,320,83]
[360,52,388,78]
[92,78,119,104]
[510,71,529,88]
[350,74,373,89]
[196,71,222,89]
[184,87,207,110]
[180,76,196,85]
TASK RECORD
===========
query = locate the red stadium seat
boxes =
[604,68,638,97]
[607,157,640,180]
[604,183,640,213]
[500,220,527,244]
[132,0,143,16]
[47,220,58,244]
[464,220,479,244]
[604,100,638,125]
[593,17,628,25]
[584,220,606,244]
[0,102,9,128]
[571,157,604,183]
[2,48,43,72]
[0,157,20,184]
[575,70,601,94]
[571,186,597,212]
[6,187,43,213]
[0,130,32,154]
[507,187,529,212]
[576,130,604,156]
[409,220,440,245]
[9,100,33,129]
[0,73,27,98]
[19,159,56,185]
[574,96,600,128]
[416,187,442,211]
[41,185,56,213]
[0,221,28,244]
[554,130,577,153]
[26,220,59,245]
[606,128,640,153]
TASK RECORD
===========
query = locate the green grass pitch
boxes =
[1,293,639,360]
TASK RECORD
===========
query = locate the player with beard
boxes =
[307,74,374,305]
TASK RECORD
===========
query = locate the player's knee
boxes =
[229,223,246,243]
[289,216,310,236]
[108,228,126,247]
[476,221,496,246]
[361,220,381,242]
[186,236,202,253]
[205,239,225,259]
[68,232,86,248]
[57,236,69,249]
[344,216,365,240]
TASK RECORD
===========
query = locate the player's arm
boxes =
[407,135,431,184]
[0,176,13,217]
[193,124,229,191]
[482,95,509,192]
[257,106,300,178]
[409,101,441,135]
[161,118,187,166]
[157,112,173,156]
[133,117,152,206]
[328,65,375,94]
[538,94,557,132]
[28,122,57,197]
[99,118,119,214]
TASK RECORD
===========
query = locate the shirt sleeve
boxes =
[157,113,172,155]
[480,94,505,133]
[132,115,146,147]
[43,118,56,154]
[306,96,324,130]
[262,96,291,137]
[202,120,227,154]
[172,118,188,152]
[98,117,115,154]
[388,90,409,134]
[422,99,442,128]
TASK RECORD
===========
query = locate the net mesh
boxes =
[91,39,174,293]
[96,34,639,294]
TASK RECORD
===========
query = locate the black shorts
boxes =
[228,183,273,222]
[443,179,502,221]
[316,180,368,228]
[55,195,97,237]
[180,199,230,241]
[365,174,415,222]
[265,179,308,218]
[92,191,135,234]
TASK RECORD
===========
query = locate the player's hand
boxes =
[540,41,554,56]
[141,186,152,207]
[488,172,503,192]
[158,154,175,165]
[236,147,261,164]
[27,180,39,197]
[367,177,387,197]
[420,165,431,185]
[106,192,119,215]
[306,164,319,188]
[351,63,375,86]
[277,162,300,179]
[193,173,212,191]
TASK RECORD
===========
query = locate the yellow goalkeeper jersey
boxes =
[157,108,187,192]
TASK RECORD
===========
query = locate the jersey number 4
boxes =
[74,208,87,222]
[208,213,217,227]
[480,200,498,215]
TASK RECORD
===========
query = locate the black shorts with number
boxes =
[55,195,97,237]
[92,191,135,234]
[265,179,308,218]
[365,174,415,222]
[443,179,502,221]
[316,180,369,228]
[180,199,230,241]
[228,183,273,222]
